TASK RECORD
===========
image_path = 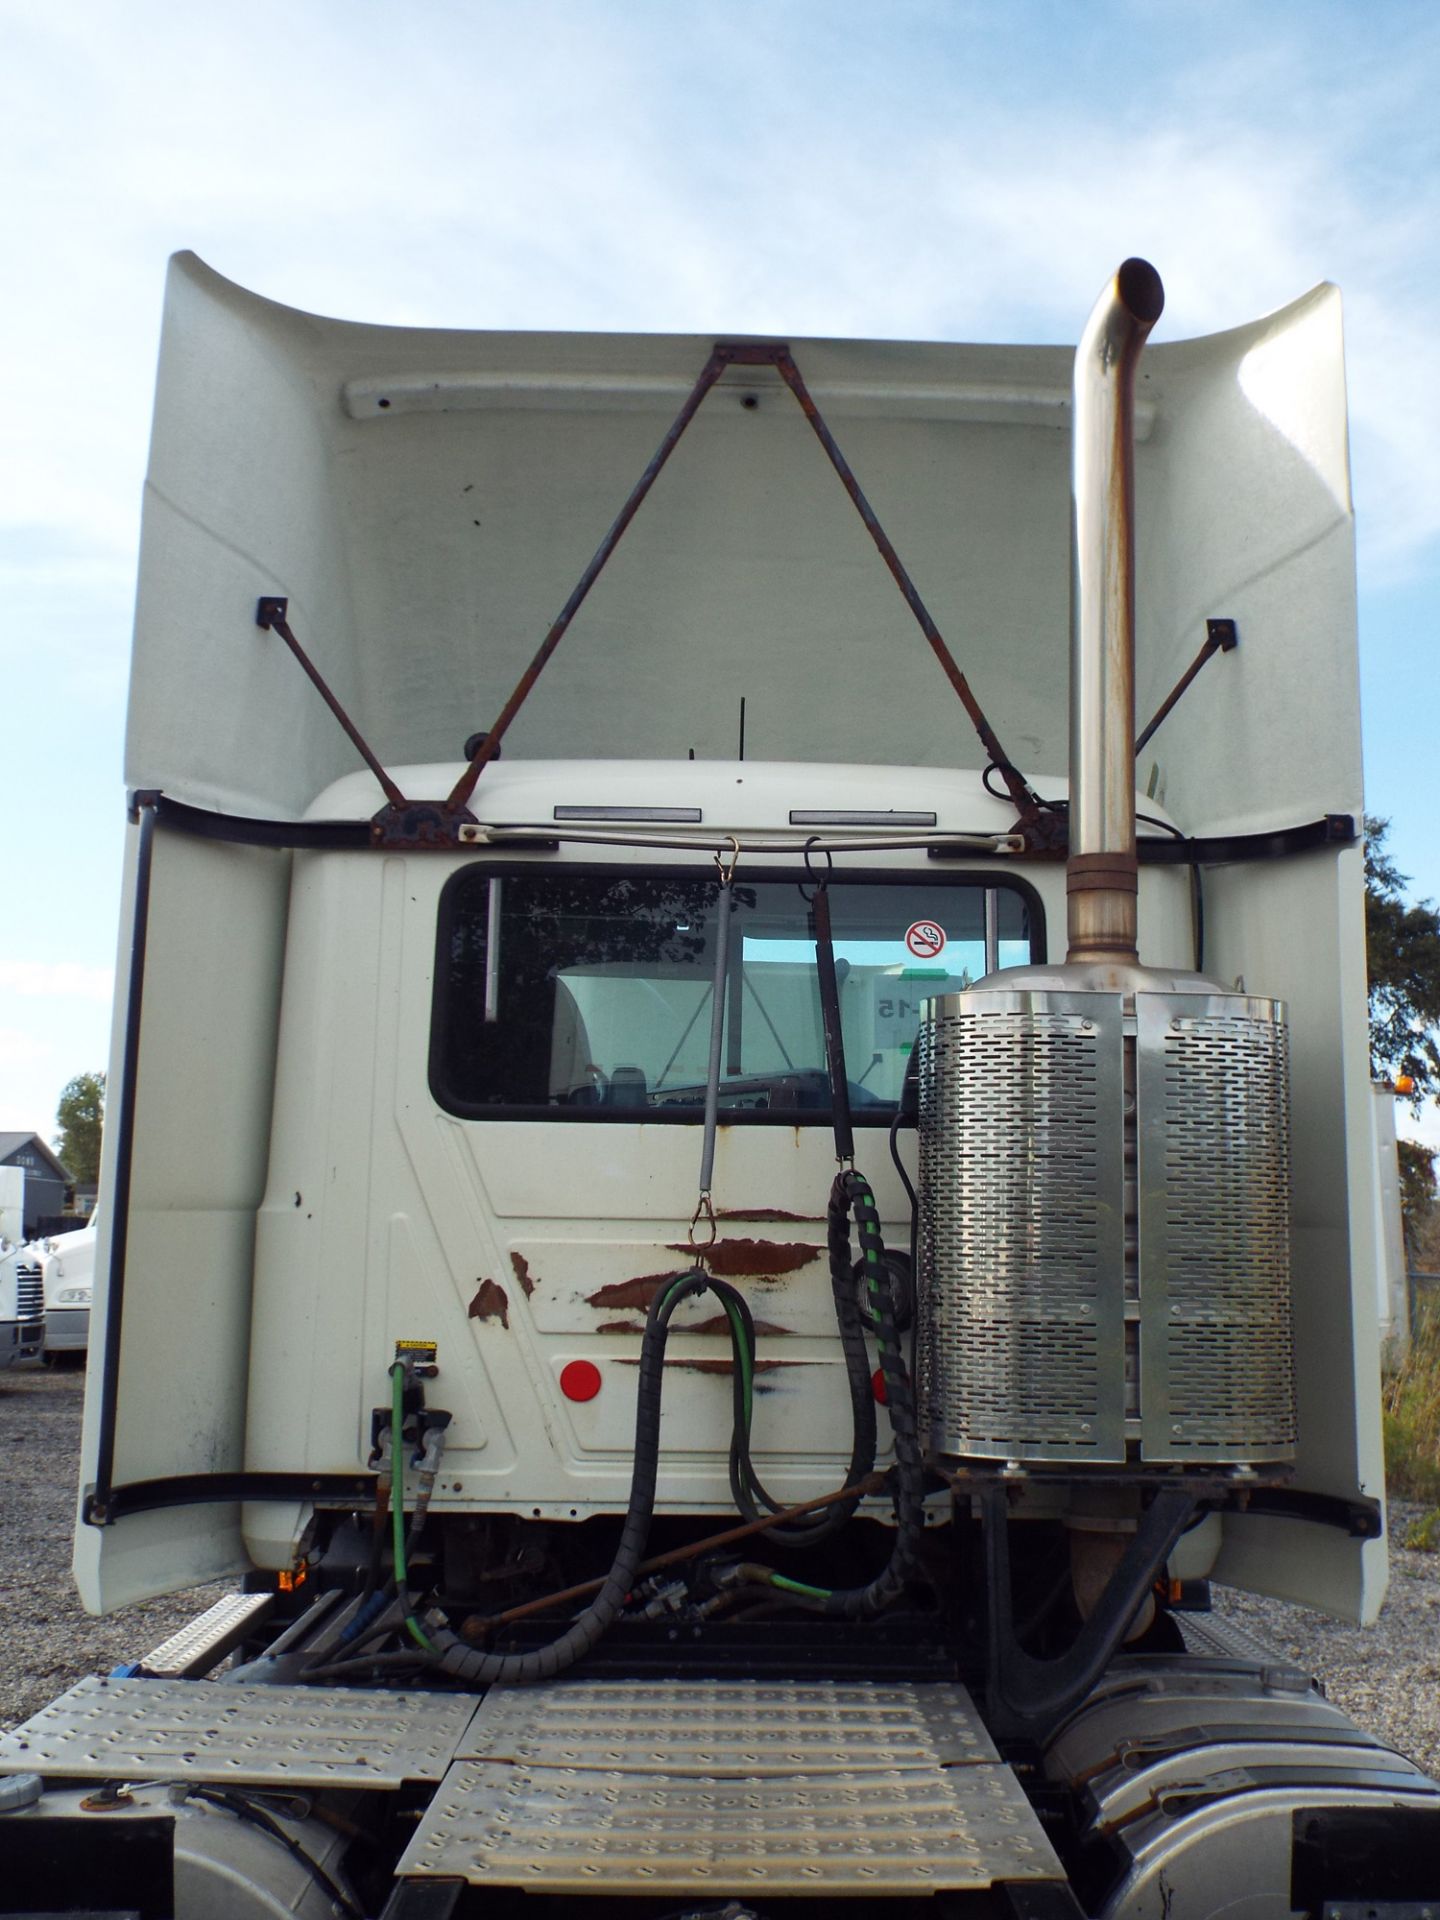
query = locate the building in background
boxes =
[0,1135,75,1239]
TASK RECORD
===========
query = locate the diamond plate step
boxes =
[0,1677,478,1788]
[137,1592,275,1678]
[397,1760,1066,1895]
[462,1677,998,1774]
[1175,1609,1299,1669]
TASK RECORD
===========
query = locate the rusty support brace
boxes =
[1135,617,1238,757]
[446,339,1049,844]
[767,347,1050,840]
[259,339,1051,850]
[255,598,409,811]
[445,348,733,815]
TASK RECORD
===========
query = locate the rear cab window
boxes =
[430,867,1039,1122]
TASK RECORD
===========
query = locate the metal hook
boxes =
[715,835,741,887]
[799,835,833,903]
[689,1190,717,1250]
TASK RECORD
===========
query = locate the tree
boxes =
[1397,1137,1438,1244]
[54,1071,105,1188]
[1365,818,1440,1233]
[1366,818,1440,1100]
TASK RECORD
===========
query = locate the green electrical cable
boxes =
[390,1364,435,1654]
[771,1572,833,1600]
[722,1298,754,1427]
[661,1273,754,1429]
[658,1269,839,1604]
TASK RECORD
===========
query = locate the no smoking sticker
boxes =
[904,920,946,959]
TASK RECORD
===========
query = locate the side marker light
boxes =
[561,1360,603,1402]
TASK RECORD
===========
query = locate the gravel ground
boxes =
[3,1364,1439,1773]
[1213,1504,1440,1777]
[1,1364,227,1730]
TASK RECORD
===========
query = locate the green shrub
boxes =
[1384,1301,1440,1521]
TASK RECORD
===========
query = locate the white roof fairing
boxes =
[126,255,1358,840]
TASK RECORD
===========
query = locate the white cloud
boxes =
[5,0,1440,593]
[0,962,114,1004]
[2,0,1439,1115]
[0,1027,50,1069]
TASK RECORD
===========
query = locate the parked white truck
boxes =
[0,1167,44,1368]
[1,253,1433,1916]
[39,1214,95,1359]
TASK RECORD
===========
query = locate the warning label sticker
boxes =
[904,920,947,960]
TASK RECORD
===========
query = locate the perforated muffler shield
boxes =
[917,986,1294,1465]
[917,990,1127,1461]
[1136,994,1295,1460]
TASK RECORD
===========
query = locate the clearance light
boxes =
[560,1360,603,1402]
[871,1368,888,1406]
[1396,1075,1416,1095]
[277,1564,308,1592]
[554,806,702,823]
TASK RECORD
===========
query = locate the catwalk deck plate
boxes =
[461,1676,999,1774]
[0,1676,477,1787]
[398,1760,1065,1894]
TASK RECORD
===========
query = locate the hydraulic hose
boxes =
[820,1168,925,1615]
[318,1206,913,1681]
[712,867,878,1549]
[731,1169,926,1618]
[430,1268,714,1685]
[721,1171,878,1548]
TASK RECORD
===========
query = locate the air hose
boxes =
[429,1267,727,1685]
[726,866,920,1579]
[721,1174,877,1547]
[818,1166,926,1615]
[327,1196,912,1682]
[729,1168,925,1618]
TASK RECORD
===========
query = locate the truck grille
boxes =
[15,1262,43,1321]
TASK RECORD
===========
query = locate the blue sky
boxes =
[3,0,1440,1147]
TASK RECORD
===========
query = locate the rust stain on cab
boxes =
[595,1313,790,1338]
[665,1238,821,1278]
[468,1278,510,1329]
[586,1271,688,1311]
[509,1252,536,1297]
[715,1207,821,1224]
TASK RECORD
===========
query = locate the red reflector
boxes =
[561,1360,602,1402]
[871,1367,887,1405]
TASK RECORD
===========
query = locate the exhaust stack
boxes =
[1067,259,1164,964]
[914,261,1296,1472]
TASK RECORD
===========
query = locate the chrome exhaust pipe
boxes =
[918,258,1295,1477]
[1067,257,1164,963]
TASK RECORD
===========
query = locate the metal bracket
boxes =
[980,1480,1197,1746]
[370,799,477,849]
